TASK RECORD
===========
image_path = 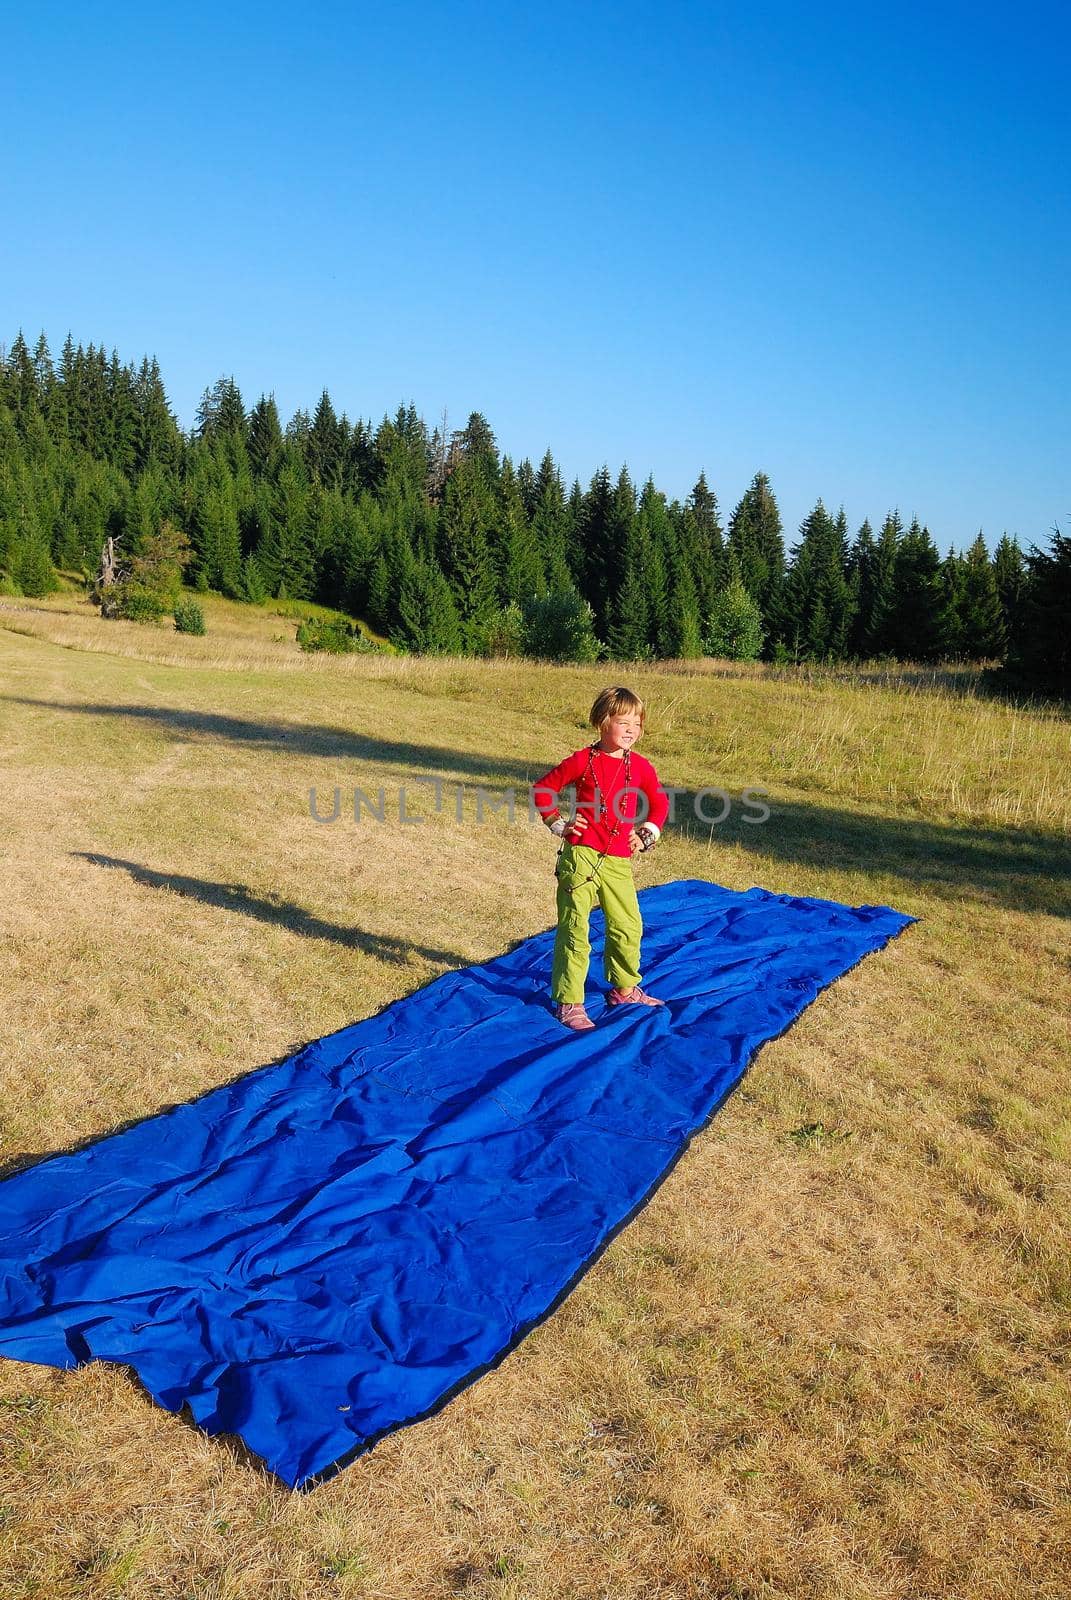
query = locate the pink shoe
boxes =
[554,1001,596,1031]
[607,986,664,1007]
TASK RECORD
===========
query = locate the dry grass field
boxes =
[0,587,1068,1600]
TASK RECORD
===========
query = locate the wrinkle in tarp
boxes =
[0,880,916,1488]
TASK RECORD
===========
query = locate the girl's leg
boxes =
[550,845,600,1004]
[597,857,643,991]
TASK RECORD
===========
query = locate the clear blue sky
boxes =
[3,1,1068,555]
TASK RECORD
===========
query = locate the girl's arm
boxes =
[635,758,670,844]
[531,750,585,830]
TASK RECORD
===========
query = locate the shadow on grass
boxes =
[11,696,1067,918]
[677,794,1071,919]
[71,853,468,965]
[2,697,544,783]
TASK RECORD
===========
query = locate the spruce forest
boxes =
[1,331,1066,696]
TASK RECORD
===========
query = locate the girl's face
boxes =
[600,712,643,754]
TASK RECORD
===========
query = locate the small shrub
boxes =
[704,577,765,661]
[0,573,23,597]
[483,602,525,658]
[241,554,268,605]
[13,543,59,598]
[521,589,601,663]
[114,586,167,624]
[174,599,206,635]
[296,615,379,654]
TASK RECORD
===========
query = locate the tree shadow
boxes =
[672,792,1070,919]
[2,697,545,785]
[71,853,468,963]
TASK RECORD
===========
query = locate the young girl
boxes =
[533,686,670,1030]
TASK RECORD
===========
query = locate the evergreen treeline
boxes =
[1,329,1066,694]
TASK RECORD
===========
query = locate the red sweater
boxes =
[532,745,670,857]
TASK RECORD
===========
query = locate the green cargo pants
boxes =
[550,843,644,1004]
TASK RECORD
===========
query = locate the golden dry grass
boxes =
[0,592,1068,1600]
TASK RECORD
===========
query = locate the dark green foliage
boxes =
[710,599,763,664]
[704,562,764,660]
[115,587,168,623]
[779,500,855,662]
[888,518,945,660]
[521,589,600,662]
[174,598,207,635]
[247,395,284,478]
[255,451,315,600]
[680,472,725,624]
[498,456,545,606]
[936,547,967,659]
[956,536,1006,660]
[607,495,657,661]
[726,472,785,650]
[241,552,268,605]
[483,602,526,658]
[992,533,1028,654]
[664,563,703,658]
[531,451,574,592]
[13,538,59,597]
[997,524,1071,699]
[105,519,193,621]
[0,326,1044,668]
[295,614,380,654]
[438,431,500,649]
[397,560,462,654]
[308,391,347,489]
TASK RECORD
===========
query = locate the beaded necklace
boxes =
[555,740,633,892]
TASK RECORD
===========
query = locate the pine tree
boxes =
[107,349,139,476]
[683,470,724,621]
[133,357,181,473]
[607,511,651,661]
[865,512,902,655]
[254,449,314,599]
[576,465,615,632]
[5,332,37,426]
[1000,523,1071,699]
[705,563,765,660]
[241,551,268,604]
[531,450,574,591]
[397,560,462,653]
[958,533,1006,659]
[936,546,967,659]
[664,563,703,658]
[248,395,284,479]
[307,390,346,489]
[188,451,243,596]
[889,517,944,660]
[846,519,877,657]
[516,457,538,519]
[992,533,1028,655]
[638,478,674,656]
[439,441,500,650]
[498,456,545,604]
[726,472,785,652]
[780,499,854,661]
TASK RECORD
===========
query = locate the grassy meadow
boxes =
[0,586,1068,1600]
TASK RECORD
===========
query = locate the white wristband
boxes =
[547,817,567,837]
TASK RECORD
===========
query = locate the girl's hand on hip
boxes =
[628,828,644,856]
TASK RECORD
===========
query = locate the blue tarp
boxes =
[0,879,915,1488]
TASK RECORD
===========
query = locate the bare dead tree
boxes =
[427,406,450,504]
[91,535,129,617]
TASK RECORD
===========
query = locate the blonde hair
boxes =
[589,685,646,737]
